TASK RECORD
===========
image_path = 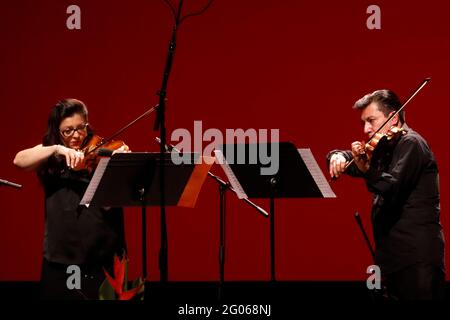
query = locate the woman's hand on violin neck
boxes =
[55,144,85,169]
[329,152,348,178]
[351,141,369,173]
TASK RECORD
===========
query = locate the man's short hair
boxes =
[353,89,404,124]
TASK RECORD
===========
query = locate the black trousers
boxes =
[385,263,446,300]
[40,258,108,300]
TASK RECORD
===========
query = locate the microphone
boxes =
[0,179,22,189]
[155,137,180,153]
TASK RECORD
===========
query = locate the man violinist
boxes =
[327,89,445,300]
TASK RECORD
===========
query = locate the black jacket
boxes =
[42,168,126,269]
[327,124,445,274]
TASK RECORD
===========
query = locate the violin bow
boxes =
[83,104,159,156]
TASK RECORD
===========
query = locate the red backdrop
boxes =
[1,0,449,281]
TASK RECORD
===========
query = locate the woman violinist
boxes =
[13,98,129,300]
[326,88,445,300]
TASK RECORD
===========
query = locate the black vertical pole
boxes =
[218,183,227,300]
[142,207,147,280]
[270,178,276,282]
[154,0,184,282]
[270,196,275,281]
[140,188,148,280]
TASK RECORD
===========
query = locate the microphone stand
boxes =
[354,212,390,301]
[205,167,268,300]
[0,178,22,189]
[153,0,184,282]
[156,138,268,299]
[354,212,375,260]
[202,167,269,300]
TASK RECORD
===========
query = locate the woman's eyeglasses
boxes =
[60,123,89,137]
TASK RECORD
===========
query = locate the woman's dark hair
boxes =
[353,89,405,124]
[42,99,91,146]
[38,99,93,182]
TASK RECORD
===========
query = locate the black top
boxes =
[327,124,445,274]
[42,168,126,269]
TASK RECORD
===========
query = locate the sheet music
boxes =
[298,148,336,198]
[214,150,248,199]
[80,158,111,206]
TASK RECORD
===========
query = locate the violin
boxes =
[358,126,406,163]
[78,134,128,173]
[66,104,158,174]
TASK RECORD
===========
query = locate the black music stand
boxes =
[216,142,335,281]
[80,152,212,281]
